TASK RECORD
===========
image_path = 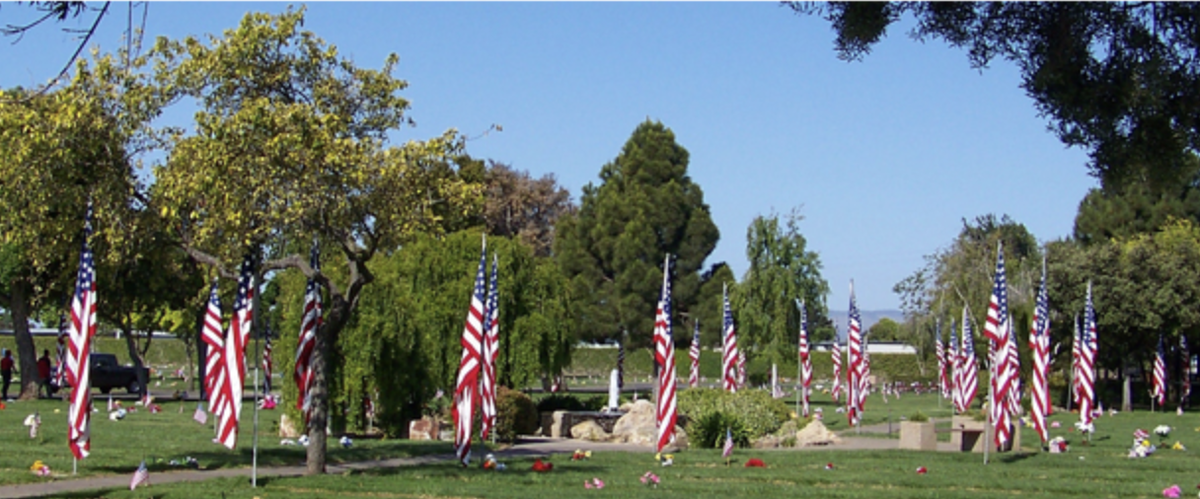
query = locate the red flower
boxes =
[916,467,928,475]
[532,458,553,472]
[744,458,766,468]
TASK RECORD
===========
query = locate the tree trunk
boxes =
[122,325,148,398]
[9,281,41,400]
[305,325,330,474]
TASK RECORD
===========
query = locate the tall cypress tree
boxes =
[555,120,720,347]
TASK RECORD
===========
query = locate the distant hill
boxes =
[827,309,904,335]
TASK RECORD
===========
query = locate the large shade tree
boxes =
[734,209,830,368]
[791,2,1200,192]
[150,9,479,474]
[554,120,720,347]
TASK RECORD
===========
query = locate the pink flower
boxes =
[593,478,605,489]
[1163,484,1181,498]
[585,481,593,489]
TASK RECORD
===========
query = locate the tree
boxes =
[150,8,479,474]
[0,43,169,399]
[733,209,830,368]
[1074,180,1200,246]
[480,161,575,257]
[554,120,720,347]
[1049,219,1200,409]
[893,214,1041,371]
[867,317,902,342]
[791,2,1200,191]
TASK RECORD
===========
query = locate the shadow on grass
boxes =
[997,451,1038,464]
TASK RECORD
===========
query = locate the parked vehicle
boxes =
[59,353,149,394]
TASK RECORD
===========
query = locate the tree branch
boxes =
[181,245,236,279]
[260,253,343,299]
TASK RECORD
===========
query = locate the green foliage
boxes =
[276,229,574,436]
[689,410,751,449]
[907,411,929,423]
[734,209,830,368]
[554,120,720,347]
[791,2,1200,191]
[867,317,902,341]
[494,386,538,441]
[535,394,607,413]
[678,388,791,442]
[1074,176,1200,245]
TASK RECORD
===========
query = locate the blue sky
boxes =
[1,2,1095,312]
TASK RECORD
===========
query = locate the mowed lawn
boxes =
[0,399,452,486]
[4,388,1199,498]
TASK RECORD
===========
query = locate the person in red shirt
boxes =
[1,349,14,401]
[37,350,52,398]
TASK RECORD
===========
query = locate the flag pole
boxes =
[252,331,260,487]
[984,344,993,466]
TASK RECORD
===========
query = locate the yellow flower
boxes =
[29,460,44,472]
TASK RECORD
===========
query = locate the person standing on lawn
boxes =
[1,349,14,400]
[37,350,52,398]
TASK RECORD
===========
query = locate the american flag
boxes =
[738,351,747,389]
[193,403,207,425]
[1029,257,1051,444]
[831,325,843,402]
[860,330,870,412]
[1004,314,1022,419]
[129,460,149,490]
[67,201,97,460]
[948,324,960,411]
[957,309,979,413]
[846,281,863,427]
[480,255,500,440]
[1153,334,1167,408]
[452,236,487,466]
[983,243,1012,449]
[262,333,273,394]
[935,319,947,399]
[722,427,734,458]
[617,335,625,391]
[1181,335,1192,408]
[797,299,811,417]
[294,241,321,424]
[1079,281,1097,426]
[217,255,255,450]
[653,255,678,453]
[201,279,226,417]
[1071,313,1081,409]
[688,320,701,388]
[721,284,739,393]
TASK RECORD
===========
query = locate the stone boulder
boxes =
[409,417,439,441]
[609,400,689,450]
[611,400,656,445]
[571,420,610,442]
[794,419,841,447]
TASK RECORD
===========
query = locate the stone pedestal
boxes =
[899,421,936,451]
[409,417,439,441]
[951,416,986,453]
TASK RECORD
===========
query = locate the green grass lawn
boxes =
[6,387,1198,499]
[0,399,452,486]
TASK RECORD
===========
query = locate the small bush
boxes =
[908,411,929,422]
[494,386,538,441]
[690,410,751,449]
[536,394,587,413]
[678,388,791,442]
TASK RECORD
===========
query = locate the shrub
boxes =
[690,410,751,449]
[908,411,929,422]
[536,394,588,413]
[678,388,791,443]
[494,386,538,441]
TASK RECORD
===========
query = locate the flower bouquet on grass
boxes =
[1154,425,1171,444]
[640,472,660,488]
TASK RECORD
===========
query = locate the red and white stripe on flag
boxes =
[653,255,677,453]
[217,255,255,450]
[294,241,321,424]
[721,284,738,393]
[984,243,1013,449]
[1079,281,1098,426]
[202,279,226,417]
[846,281,863,427]
[480,255,500,440]
[453,236,487,466]
[1153,335,1167,407]
[1029,257,1051,444]
[688,321,701,388]
[831,334,843,402]
[797,299,811,417]
[67,202,98,460]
